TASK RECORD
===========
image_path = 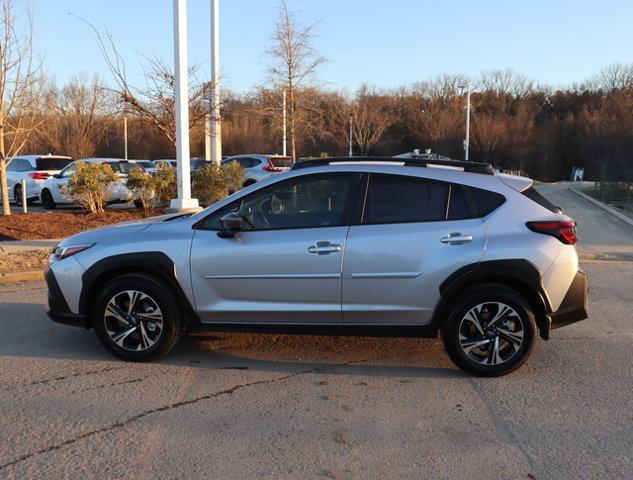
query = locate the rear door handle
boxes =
[308,241,342,255]
[440,233,473,245]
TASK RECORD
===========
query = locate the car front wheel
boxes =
[442,285,536,377]
[93,274,182,361]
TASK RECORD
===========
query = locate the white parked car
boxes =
[221,154,294,186]
[38,158,146,210]
[5,154,73,205]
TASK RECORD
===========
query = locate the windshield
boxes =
[36,157,72,171]
[269,156,294,168]
[190,159,208,171]
[108,162,138,174]
[136,161,155,169]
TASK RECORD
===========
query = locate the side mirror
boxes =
[217,212,243,238]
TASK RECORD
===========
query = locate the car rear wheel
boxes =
[40,189,56,209]
[93,274,182,361]
[14,184,35,206]
[442,285,536,377]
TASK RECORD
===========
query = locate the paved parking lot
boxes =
[0,184,632,479]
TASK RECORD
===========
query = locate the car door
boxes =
[5,159,19,199]
[342,173,487,325]
[190,172,360,324]
[50,163,77,203]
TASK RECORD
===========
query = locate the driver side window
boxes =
[201,173,356,231]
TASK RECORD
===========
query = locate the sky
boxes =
[33,0,633,93]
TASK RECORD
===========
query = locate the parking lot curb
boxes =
[568,187,633,228]
[0,270,44,285]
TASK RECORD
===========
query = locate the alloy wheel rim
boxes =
[104,290,164,352]
[458,302,524,366]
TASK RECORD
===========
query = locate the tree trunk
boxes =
[0,125,10,216]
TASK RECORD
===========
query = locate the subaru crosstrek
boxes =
[45,157,588,376]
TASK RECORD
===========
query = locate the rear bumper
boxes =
[45,267,89,328]
[546,270,588,332]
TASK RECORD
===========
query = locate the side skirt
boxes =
[191,323,439,338]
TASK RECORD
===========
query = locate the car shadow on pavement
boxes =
[0,303,466,380]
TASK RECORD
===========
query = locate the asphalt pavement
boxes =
[0,184,632,480]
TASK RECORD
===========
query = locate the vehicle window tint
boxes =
[448,185,471,220]
[363,174,448,224]
[238,158,258,168]
[202,173,355,231]
[36,158,72,170]
[269,156,294,168]
[522,186,561,213]
[471,187,506,216]
[9,159,31,172]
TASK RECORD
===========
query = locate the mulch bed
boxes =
[0,250,49,273]
[0,209,163,240]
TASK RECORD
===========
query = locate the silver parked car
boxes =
[221,154,294,186]
[45,157,588,376]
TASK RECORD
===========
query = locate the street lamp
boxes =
[458,84,471,161]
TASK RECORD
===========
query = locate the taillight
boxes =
[28,172,50,180]
[263,165,284,172]
[526,221,577,245]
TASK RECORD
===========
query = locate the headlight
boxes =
[53,244,94,260]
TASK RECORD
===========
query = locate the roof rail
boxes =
[292,156,494,175]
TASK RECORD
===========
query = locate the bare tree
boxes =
[0,0,42,215]
[40,73,116,158]
[265,0,326,160]
[75,16,209,145]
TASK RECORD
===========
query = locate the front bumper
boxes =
[45,267,89,328]
[547,270,588,331]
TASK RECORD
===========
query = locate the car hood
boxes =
[56,212,193,247]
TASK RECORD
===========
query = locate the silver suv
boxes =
[45,157,588,376]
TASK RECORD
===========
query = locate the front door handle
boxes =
[308,241,342,255]
[440,233,473,245]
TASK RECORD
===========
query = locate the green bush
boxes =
[125,163,177,210]
[61,162,118,213]
[192,161,245,205]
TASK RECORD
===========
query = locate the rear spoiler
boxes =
[497,173,533,192]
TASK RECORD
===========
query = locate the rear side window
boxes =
[447,185,471,220]
[470,187,506,216]
[522,186,561,213]
[8,159,32,172]
[36,157,72,170]
[363,174,448,224]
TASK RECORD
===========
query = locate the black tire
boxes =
[133,199,144,209]
[41,189,56,210]
[93,273,182,361]
[14,184,35,206]
[442,284,537,377]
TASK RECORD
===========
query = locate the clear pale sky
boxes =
[34,0,633,92]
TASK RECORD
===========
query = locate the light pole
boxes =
[348,116,353,157]
[458,84,471,161]
[123,117,128,160]
[209,0,222,165]
[282,89,287,156]
[170,0,198,210]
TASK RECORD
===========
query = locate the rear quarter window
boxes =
[470,187,506,216]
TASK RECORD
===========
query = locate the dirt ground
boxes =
[0,209,162,240]
[0,250,49,273]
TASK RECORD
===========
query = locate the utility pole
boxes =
[459,84,471,161]
[348,116,353,157]
[123,117,128,160]
[210,0,222,165]
[282,89,287,156]
[170,0,198,210]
